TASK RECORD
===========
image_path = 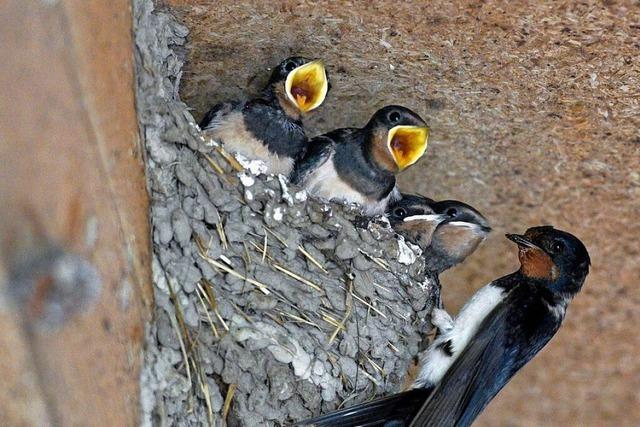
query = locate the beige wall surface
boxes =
[169,0,639,425]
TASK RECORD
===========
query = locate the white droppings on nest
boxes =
[278,174,295,206]
[289,340,313,380]
[294,189,307,203]
[375,215,391,228]
[244,189,253,201]
[204,137,219,147]
[418,277,434,292]
[407,241,422,258]
[273,207,284,221]
[239,172,255,187]
[397,235,420,265]
[235,153,268,175]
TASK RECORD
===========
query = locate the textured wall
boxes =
[166,0,640,425]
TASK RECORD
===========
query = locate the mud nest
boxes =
[134,1,439,425]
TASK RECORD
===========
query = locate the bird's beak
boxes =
[447,221,492,233]
[285,60,328,113]
[387,125,429,170]
[403,214,448,224]
[506,233,540,249]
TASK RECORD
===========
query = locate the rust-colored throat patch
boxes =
[519,247,559,281]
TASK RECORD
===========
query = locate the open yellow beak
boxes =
[387,125,429,170]
[285,60,328,113]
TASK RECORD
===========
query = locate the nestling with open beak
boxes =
[297,225,590,427]
[290,106,429,215]
[200,57,329,175]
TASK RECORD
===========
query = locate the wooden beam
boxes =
[0,1,151,425]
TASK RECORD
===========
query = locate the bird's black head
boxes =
[268,57,310,84]
[365,106,429,173]
[425,200,490,272]
[506,225,590,296]
[266,56,329,116]
[386,194,437,226]
[386,194,448,248]
[432,200,491,233]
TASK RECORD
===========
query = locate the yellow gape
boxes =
[387,125,429,170]
[285,60,328,113]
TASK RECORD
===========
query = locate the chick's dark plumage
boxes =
[200,57,328,175]
[291,106,429,215]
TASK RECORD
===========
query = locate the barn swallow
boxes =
[424,199,491,274]
[297,225,590,427]
[386,194,448,248]
[200,57,329,175]
[386,195,489,273]
[290,106,429,215]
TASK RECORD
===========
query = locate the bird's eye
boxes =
[446,208,458,217]
[393,207,407,218]
[284,61,298,73]
[552,241,564,253]
[388,111,401,123]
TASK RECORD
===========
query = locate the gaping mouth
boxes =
[285,60,328,113]
[387,125,429,170]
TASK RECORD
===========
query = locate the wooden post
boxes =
[0,1,152,425]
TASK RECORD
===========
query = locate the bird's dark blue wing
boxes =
[289,134,335,184]
[295,387,434,427]
[289,127,361,184]
[410,285,561,427]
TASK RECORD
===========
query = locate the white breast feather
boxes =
[413,283,506,388]
[204,111,294,175]
[301,154,394,215]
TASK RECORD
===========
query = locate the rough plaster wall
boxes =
[134,1,439,425]
[165,0,640,425]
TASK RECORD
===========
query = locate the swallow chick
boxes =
[296,225,590,427]
[200,57,329,175]
[290,106,429,215]
[386,194,448,248]
[424,199,491,274]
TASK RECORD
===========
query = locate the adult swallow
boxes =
[386,194,448,248]
[200,57,329,175]
[296,225,590,427]
[290,106,429,215]
[424,199,491,274]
